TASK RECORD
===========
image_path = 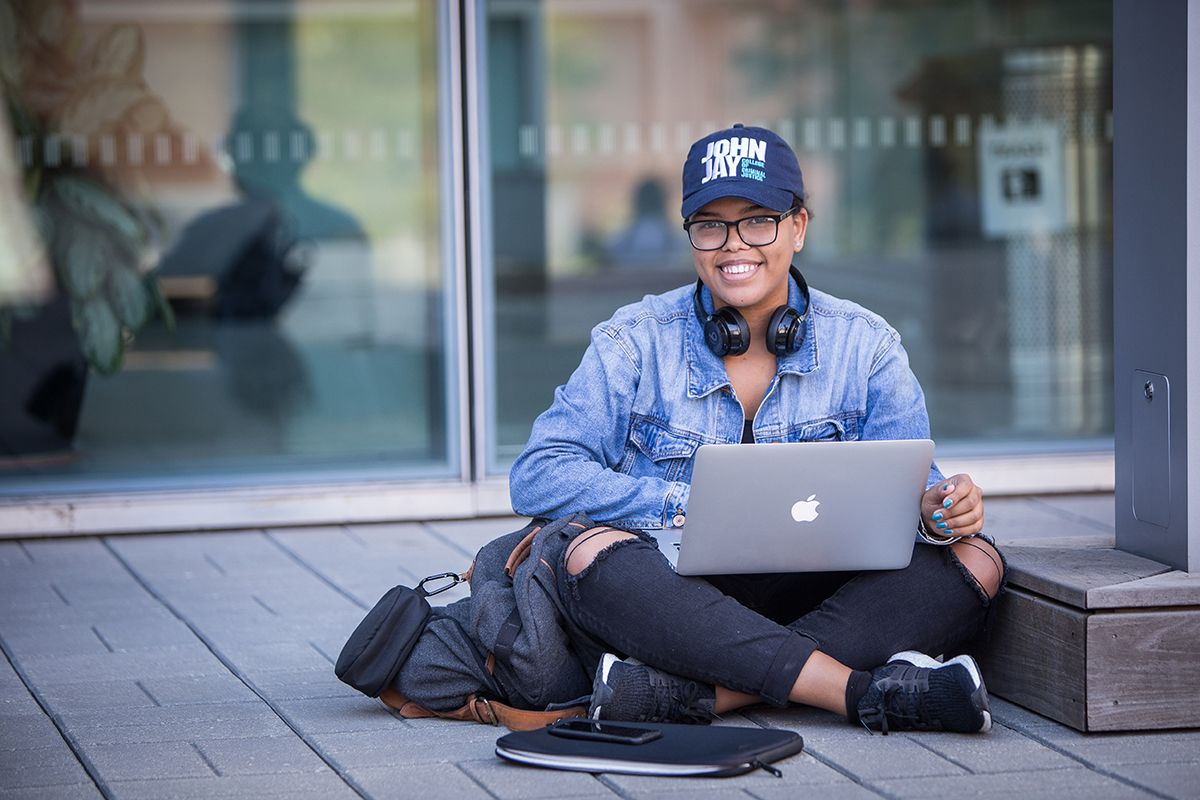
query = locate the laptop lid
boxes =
[657,439,934,575]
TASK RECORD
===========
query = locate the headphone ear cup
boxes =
[706,307,750,357]
[767,305,804,357]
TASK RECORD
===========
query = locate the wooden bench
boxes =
[968,542,1200,732]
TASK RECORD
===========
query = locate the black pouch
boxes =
[496,721,804,778]
[336,574,462,698]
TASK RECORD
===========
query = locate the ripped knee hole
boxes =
[564,528,639,576]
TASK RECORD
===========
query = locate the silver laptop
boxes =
[652,439,935,575]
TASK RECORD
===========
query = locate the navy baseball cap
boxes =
[681,124,805,219]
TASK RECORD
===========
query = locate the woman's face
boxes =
[689,196,808,318]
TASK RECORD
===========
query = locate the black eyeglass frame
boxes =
[682,206,799,251]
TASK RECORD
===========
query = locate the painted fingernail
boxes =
[944,529,954,536]
[943,484,952,492]
[943,498,953,508]
[937,521,948,529]
[932,511,943,521]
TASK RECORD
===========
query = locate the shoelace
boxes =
[862,664,935,735]
[647,674,708,723]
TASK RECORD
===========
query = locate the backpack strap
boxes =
[379,687,586,731]
[503,527,541,578]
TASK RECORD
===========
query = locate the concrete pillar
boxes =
[1113,0,1200,572]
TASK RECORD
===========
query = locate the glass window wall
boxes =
[481,0,1114,474]
[0,0,459,491]
[1,0,1116,508]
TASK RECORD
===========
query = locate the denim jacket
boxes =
[509,275,944,530]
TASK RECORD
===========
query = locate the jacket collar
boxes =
[686,271,818,399]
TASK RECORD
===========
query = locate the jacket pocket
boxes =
[788,415,858,442]
[625,416,707,482]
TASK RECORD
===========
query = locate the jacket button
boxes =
[672,513,686,528]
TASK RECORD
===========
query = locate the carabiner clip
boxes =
[417,572,464,597]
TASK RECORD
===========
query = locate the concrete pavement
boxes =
[2,493,1197,799]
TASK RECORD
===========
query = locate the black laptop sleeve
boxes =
[495,722,804,777]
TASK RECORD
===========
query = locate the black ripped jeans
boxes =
[556,533,1001,708]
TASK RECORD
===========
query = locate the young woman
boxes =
[508,125,1005,733]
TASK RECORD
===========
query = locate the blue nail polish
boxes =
[943,498,953,508]
[945,529,953,536]
[937,521,947,529]
[932,511,943,521]
[943,484,952,492]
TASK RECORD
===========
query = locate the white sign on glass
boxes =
[978,121,1067,238]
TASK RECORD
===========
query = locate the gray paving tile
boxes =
[590,786,748,800]
[458,758,616,799]
[81,741,217,781]
[0,784,104,800]
[877,764,1161,800]
[241,668,359,701]
[190,737,331,776]
[0,715,72,752]
[213,642,332,673]
[34,679,167,712]
[58,703,291,745]
[423,516,529,557]
[0,626,119,659]
[307,726,499,769]
[136,674,257,707]
[267,524,475,606]
[1104,761,1200,800]
[13,644,227,685]
[595,749,851,796]
[1028,494,1115,530]
[104,772,361,800]
[743,705,873,742]
[273,696,411,735]
[746,779,883,800]
[803,735,968,781]
[911,721,1080,773]
[0,687,44,717]
[0,749,91,791]
[351,762,496,800]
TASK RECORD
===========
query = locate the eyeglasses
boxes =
[683,207,797,251]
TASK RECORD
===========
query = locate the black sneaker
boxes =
[588,653,715,724]
[857,651,992,734]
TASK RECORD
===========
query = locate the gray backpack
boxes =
[339,513,598,729]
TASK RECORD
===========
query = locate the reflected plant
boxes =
[0,0,173,376]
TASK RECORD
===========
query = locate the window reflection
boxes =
[484,0,1114,472]
[0,0,453,487]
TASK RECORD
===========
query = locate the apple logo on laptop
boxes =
[791,494,820,523]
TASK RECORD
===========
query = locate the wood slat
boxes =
[971,586,1089,730]
[1001,546,1171,609]
[1086,609,1200,731]
[1086,570,1200,609]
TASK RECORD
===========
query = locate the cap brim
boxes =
[681,180,795,219]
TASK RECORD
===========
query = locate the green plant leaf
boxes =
[71,296,123,376]
[53,176,145,242]
[56,220,113,299]
[145,274,176,333]
[106,263,151,330]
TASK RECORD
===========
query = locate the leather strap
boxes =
[503,527,541,578]
[379,687,585,731]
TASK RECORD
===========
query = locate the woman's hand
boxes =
[921,473,984,539]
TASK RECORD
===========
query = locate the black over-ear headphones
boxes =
[692,266,810,357]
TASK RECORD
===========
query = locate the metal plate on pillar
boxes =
[1131,370,1170,528]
